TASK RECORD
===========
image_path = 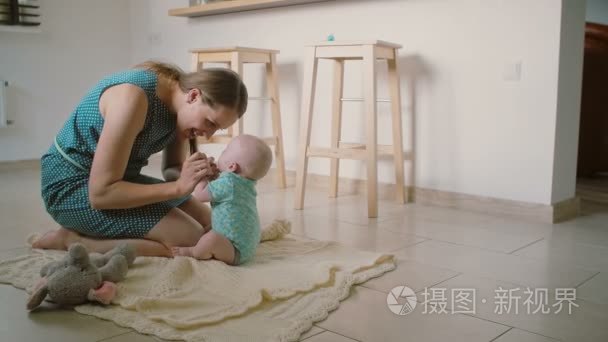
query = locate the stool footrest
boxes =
[341,97,391,103]
[198,135,279,147]
[198,134,232,144]
[338,142,366,150]
[249,96,274,102]
[338,142,395,156]
[307,147,367,160]
[261,136,279,146]
[308,144,413,160]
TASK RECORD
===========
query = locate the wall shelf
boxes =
[169,0,334,17]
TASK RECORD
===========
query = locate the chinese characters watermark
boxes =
[387,285,578,315]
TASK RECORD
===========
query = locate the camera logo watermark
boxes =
[387,286,417,315]
[387,285,578,316]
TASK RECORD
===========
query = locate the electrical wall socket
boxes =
[0,80,11,127]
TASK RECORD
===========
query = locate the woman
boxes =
[32,61,248,257]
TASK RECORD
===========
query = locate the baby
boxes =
[172,134,273,265]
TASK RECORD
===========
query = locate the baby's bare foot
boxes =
[172,246,193,257]
[31,228,76,250]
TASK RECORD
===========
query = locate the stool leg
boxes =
[191,53,203,148]
[329,59,344,198]
[266,54,287,188]
[294,47,318,210]
[388,52,406,204]
[230,52,244,137]
[363,46,378,218]
[191,53,200,72]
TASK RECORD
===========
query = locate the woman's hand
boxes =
[176,152,215,196]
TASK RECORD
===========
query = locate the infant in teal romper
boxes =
[208,172,261,264]
[173,134,273,265]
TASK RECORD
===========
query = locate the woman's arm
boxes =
[162,138,187,181]
[88,84,195,210]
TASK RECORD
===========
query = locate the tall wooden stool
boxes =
[190,46,287,188]
[294,40,408,218]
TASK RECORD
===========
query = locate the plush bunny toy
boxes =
[26,242,136,310]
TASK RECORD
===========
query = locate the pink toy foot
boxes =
[87,281,117,305]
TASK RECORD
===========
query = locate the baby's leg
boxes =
[172,230,236,264]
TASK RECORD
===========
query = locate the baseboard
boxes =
[414,187,579,223]
[0,158,40,171]
[0,159,579,223]
[551,197,580,223]
[279,170,579,224]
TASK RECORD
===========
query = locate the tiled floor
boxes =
[1,162,608,342]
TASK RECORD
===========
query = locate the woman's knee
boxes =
[178,198,211,228]
[145,208,204,247]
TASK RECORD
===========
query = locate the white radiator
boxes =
[0,80,9,128]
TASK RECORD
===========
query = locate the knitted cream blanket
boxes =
[0,221,395,342]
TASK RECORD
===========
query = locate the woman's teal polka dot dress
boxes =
[41,69,189,238]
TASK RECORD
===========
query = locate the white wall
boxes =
[0,0,131,161]
[552,0,586,203]
[1,0,583,206]
[587,0,608,24]
[126,0,579,205]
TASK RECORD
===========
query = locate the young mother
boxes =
[32,61,247,257]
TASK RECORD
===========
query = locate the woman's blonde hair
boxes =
[135,61,248,118]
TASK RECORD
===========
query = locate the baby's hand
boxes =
[206,157,220,181]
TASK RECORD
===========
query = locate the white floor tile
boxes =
[378,218,544,253]
[257,188,342,223]
[100,331,163,341]
[295,195,411,226]
[396,240,596,288]
[316,286,509,342]
[0,285,129,342]
[474,217,555,237]
[514,238,608,272]
[299,326,325,341]
[302,331,357,342]
[361,258,459,293]
[544,219,608,248]
[3,162,608,342]
[392,203,495,227]
[493,328,562,342]
[289,214,426,252]
[428,273,608,342]
[577,272,608,305]
[0,221,54,251]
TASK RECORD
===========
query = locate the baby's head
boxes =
[217,134,272,180]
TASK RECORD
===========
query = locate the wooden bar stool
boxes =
[294,40,408,218]
[190,46,287,188]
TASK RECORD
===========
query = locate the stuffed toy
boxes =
[26,242,136,310]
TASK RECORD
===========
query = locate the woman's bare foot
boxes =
[31,228,78,250]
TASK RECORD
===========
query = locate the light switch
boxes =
[147,32,162,45]
[503,61,522,81]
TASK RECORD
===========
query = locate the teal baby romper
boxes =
[40,69,189,238]
[208,172,261,264]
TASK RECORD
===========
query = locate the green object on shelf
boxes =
[327,34,335,41]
